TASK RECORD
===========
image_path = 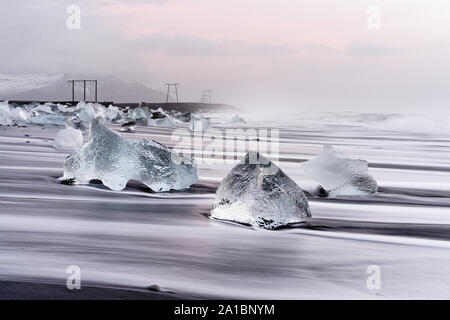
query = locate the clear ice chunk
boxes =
[77,102,106,123]
[105,105,121,122]
[227,115,246,125]
[52,127,84,150]
[11,107,30,124]
[147,116,176,127]
[57,104,77,113]
[0,101,12,126]
[31,103,53,115]
[173,111,191,123]
[300,145,378,197]
[189,115,211,132]
[29,114,66,126]
[63,118,198,191]
[211,152,311,229]
[129,107,149,120]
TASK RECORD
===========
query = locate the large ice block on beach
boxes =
[211,152,311,229]
[52,127,83,150]
[300,145,378,197]
[63,118,198,191]
[11,107,30,124]
[0,101,12,126]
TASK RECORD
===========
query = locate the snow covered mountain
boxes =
[0,73,167,103]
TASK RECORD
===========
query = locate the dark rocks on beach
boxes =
[148,284,161,292]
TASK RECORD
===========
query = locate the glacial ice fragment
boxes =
[129,107,149,121]
[77,102,106,123]
[300,145,378,197]
[0,101,12,126]
[52,127,83,150]
[57,104,77,113]
[119,120,136,132]
[147,116,176,128]
[63,118,198,191]
[146,108,176,127]
[174,112,191,123]
[189,115,211,132]
[29,114,66,126]
[31,103,53,115]
[227,115,246,125]
[211,152,311,229]
[105,105,121,122]
[11,107,30,124]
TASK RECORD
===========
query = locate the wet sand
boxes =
[1,112,450,299]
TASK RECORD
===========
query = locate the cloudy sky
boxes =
[1,0,450,112]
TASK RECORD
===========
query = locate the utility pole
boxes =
[165,83,180,103]
[94,80,98,102]
[71,81,75,101]
[200,90,212,104]
[68,79,98,102]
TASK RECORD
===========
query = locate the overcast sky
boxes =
[1,0,450,112]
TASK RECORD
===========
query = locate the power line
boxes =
[68,79,98,102]
[200,90,212,104]
[165,83,180,103]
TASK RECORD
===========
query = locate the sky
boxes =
[1,0,450,112]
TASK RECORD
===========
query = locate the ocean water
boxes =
[0,111,450,299]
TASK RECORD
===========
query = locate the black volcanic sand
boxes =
[0,279,211,300]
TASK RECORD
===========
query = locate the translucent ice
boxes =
[31,103,53,115]
[63,118,198,191]
[151,107,170,118]
[11,107,30,124]
[129,107,149,121]
[52,127,84,150]
[189,115,211,132]
[0,101,12,126]
[300,145,378,197]
[147,116,176,128]
[29,114,66,126]
[227,115,246,125]
[57,104,77,113]
[147,108,176,127]
[77,102,106,123]
[211,152,311,229]
[105,105,121,122]
[174,112,191,123]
